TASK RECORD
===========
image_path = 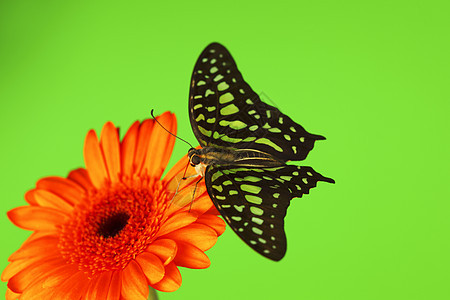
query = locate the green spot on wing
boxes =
[252,227,263,235]
[211,171,223,182]
[250,206,264,216]
[212,185,223,192]
[219,92,234,104]
[254,138,282,152]
[221,135,243,143]
[220,104,239,115]
[241,185,262,194]
[195,114,205,122]
[219,120,248,130]
[234,176,263,182]
[198,126,211,136]
[245,194,263,204]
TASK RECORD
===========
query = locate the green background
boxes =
[1,1,449,299]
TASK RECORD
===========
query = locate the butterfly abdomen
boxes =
[194,147,285,167]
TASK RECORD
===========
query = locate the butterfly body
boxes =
[188,147,285,168]
[188,43,334,261]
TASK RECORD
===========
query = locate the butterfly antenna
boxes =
[151,109,195,148]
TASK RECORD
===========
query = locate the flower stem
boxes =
[148,287,159,300]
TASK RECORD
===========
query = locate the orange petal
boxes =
[84,271,113,300]
[5,288,20,300]
[133,119,155,176]
[100,122,121,184]
[3,259,39,282]
[8,206,69,231]
[19,264,79,299]
[8,255,65,293]
[8,235,59,261]
[107,271,122,299]
[121,260,148,300]
[36,176,85,206]
[68,168,95,192]
[136,252,165,285]
[151,262,181,292]
[165,188,212,217]
[24,190,38,206]
[20,231,53,247]
[196,214,226,236]
[84,129,109,189]
[173,191,214,216]
[173,241,210,269]
[32,189,73,213]
[146,239,178,266]
[163,223,218,251]
[51,270,89,299]
[142,111,176,179]
[121,121,140,178]
[156,212,198,238]
[205,205,220,215]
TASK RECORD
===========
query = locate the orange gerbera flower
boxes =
[2,111,225,300]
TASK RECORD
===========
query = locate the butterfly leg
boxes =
[169,173,201,206]
[189,176,205,212]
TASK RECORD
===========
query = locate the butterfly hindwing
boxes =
[204,164,334,261]
[189,43,325,161]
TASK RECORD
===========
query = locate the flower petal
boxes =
[8,256,65,293]
[107,271,122,299]
[36,176,85,206]
[8,236,59,261]
[51,270,89,299]
[146,239,178,266]
[151,262,181,292]
[31,189,74,213]
[121,121,140,178]
[165,188,211,217]
[163,223,218,251]
[7,206,69,231]
[100,122,121,184]
[68,168,95,192]
[133,119,155,176]
[24,190,38,205]
[84,129,109,189]
[84,271,113,300]
[173,241,211,269]
[142,111,176,179]
[121,260,148,300]
[19,264,80,299]
[136,252,165,285]
[205,205,221,215]
[5,288,20,300]
[196,214,226,236]
[156,212,198,238]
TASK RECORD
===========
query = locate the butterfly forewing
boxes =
[204,164,334,261]
[189,43,324,161]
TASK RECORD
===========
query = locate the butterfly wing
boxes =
[204,164,334,261]
[189,43,325,161]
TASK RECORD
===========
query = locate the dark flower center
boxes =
[97,212,130,238]
[59,183,170,276]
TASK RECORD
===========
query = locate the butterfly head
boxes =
[187,148,201,167]
[187,148,206,177]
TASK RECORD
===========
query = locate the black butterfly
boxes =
[187,43,334,261]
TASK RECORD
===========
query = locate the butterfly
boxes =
[187,43,334,261]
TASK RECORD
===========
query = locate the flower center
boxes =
[58,181,170,277]
[97,211,130,238]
